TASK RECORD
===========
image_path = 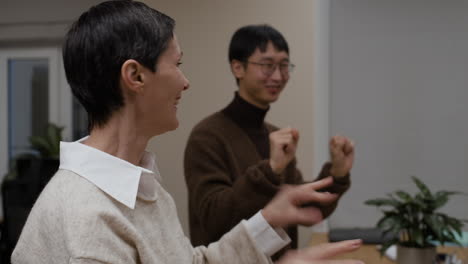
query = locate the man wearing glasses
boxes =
[184,24,354,259]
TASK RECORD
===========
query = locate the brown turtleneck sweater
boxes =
[184,92,350,258]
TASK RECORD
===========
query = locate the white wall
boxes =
[143,0,317,247]
[329,0,468,230]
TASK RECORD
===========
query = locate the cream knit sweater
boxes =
[12,169,271,263]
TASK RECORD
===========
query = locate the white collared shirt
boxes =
[59,137,290,257]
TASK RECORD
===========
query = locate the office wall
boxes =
[329,0,468,229]
[143,0,317,245]
[0,0,102,44]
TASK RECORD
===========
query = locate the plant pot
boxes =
[397,245,436,264]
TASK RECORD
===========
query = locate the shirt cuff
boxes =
[244,211,291,257]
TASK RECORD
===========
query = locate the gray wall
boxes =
[0,0,101,44]
[329,0,468,229]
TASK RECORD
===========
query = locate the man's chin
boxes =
[266,95,280,104]
[169,120,180,131]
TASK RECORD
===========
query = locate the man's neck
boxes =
[222,92,269,129]
[238,89,269,110]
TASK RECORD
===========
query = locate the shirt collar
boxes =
[59,137,160,209]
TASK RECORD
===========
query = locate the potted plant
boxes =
[9,123,64,195]
[27,123,63,190]
[0,123,63,260]
[364,176,467,264]
[29,122,63,159]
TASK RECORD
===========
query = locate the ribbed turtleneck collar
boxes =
[222,92,269,129]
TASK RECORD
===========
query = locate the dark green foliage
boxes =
[29,123,64,159]
[365,176,467,255]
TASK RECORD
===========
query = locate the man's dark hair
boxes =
[228,24,289,85]
[63,0,175,129]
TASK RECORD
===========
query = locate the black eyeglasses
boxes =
[246,61,295,76]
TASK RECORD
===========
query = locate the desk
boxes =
[310,233,468,263]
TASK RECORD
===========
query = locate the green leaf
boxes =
[30,136,52,156]
[47,123,63,157]
[414,193,429,209]
[29,123,63,158]
[365,198,400,207]
[412,176,433,199]
[377,213,404,235]
[425,214,444,242]
[395,190,413,202]
[433,191,461,209]
[412,229,424,247]
[445,216,463,237]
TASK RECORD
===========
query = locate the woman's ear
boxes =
[121,59,144,93]
[230,60,245,79]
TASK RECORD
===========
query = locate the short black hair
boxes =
[63,0,175,129]
[228,24,289,85]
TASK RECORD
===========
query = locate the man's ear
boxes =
[121,59,144,93]
[230,60,245,79]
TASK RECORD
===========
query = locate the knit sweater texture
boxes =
[12,169,272,264]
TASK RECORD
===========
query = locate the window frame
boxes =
[0,47,72,181]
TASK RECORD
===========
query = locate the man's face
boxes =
[234,41,290,109]
[138,35,190,136]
